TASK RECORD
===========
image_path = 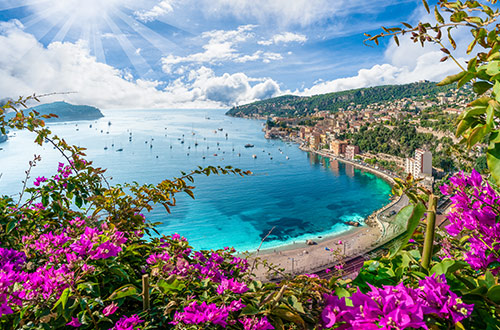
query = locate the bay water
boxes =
[0,109,391,251]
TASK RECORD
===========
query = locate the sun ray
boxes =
[0,0,49,12]
[52,12,78,42]
[79,20,92,47]
[27,12,69,45]
[91,24,107,64]
[102,12,155,78]
[21,5,61,31]
[111,8,179,55]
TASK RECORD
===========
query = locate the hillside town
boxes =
[263,87,473,185]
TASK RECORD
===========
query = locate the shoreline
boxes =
[246,141,407,280]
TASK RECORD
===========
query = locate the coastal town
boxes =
[259,85,474,186]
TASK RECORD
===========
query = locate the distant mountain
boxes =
[30,101,104,122]
[226,81,456,118]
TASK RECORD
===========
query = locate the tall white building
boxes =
[405,149,432,178]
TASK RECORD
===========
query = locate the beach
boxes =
[248,224,383,280]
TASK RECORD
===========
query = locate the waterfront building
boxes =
[405,149,432,178]
[330,140,348,156]
[345,145,360,160]
[309,133,321,149]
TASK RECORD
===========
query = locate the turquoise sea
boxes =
[0,109,391,251]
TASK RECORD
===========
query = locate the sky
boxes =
[0,0,469,109]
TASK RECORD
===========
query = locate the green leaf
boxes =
[288,296,305,314]
[473,81,493,95]
[391,203,426,255]
[434,6,444,23]
[437,71,466,86]
[467,125,486,148]
[75,195,83,208]
[487,131,500,185]
[334,287,351,299]
[456,117,475,138]
[448,27,457,49]
[422,0,430,13]
[484,271,495,288]
[466,38,477,55]
[429,259,467,275]
[52,288,70,310]
[6,220,17,234]
[108,284,138,300]
[463,105,488,118]
[457,72,474,88]
[241,304,260,316]
[450,11,468,23]
[487,285,500,303]
[272,307,305,327]
[494,81,500,102]
[486,60,500,76]
[157,278,186,294]
[486,104,494,129]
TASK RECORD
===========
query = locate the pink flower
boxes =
[33,176,47,187]
[67,317,82,327]
[112,314,144,330]
[103,302,119,316]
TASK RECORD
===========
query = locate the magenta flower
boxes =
[103,302,119,316]
[67,317,82,327]
[321,274,473,329]
[112,314,144,330]
[216,278,248,294]
[240,316,274,330]
[171,300,243,327]
[441,170,500,272]
[33,176,47,187]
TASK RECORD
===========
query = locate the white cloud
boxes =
[134,0,175,22]
[258,32,307,46]
[299,51,463,96]
[299,8,471,96]
[169,66,281,105]
[161,25,283,74]
[0,21,281,109]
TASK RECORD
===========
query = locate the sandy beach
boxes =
[247,223,383,280]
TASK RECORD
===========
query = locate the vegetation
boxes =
[29,101,104,122]
[0,0,500,329]
[227,81,455,118]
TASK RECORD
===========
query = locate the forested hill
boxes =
[30,101,104,122]
[226,81,455,118]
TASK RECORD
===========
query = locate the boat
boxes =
[286,156,289,160]
[116,148,123,152]
[218,128,223,131]
[252,154,257,159]
[104,147,108,150]
[244,144,254,148]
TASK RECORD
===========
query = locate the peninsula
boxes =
[30,101,104,122]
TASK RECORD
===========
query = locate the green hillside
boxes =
[30,101,104,122]
[226,81,455,117]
